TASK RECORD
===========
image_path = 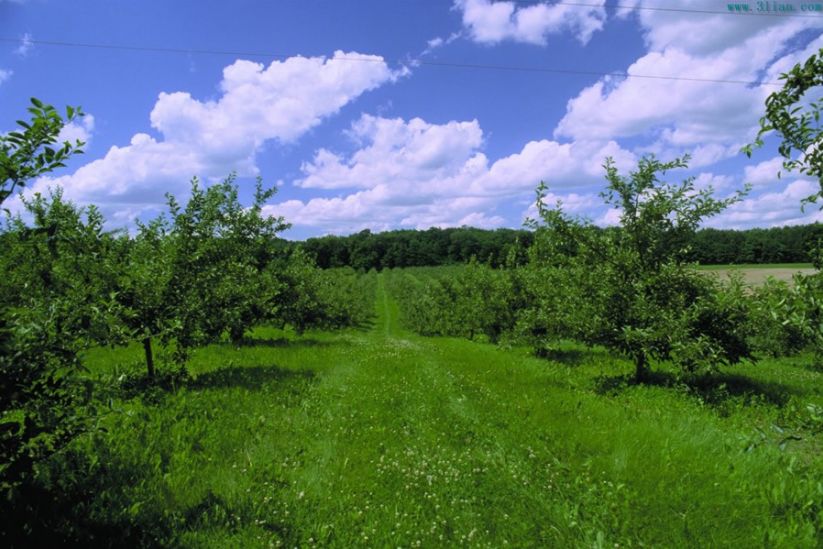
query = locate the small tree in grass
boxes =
[530,155,752,382]
[114,174,289,376]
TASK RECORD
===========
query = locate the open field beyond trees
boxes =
[697,264,818,285]
[5,271,820,547]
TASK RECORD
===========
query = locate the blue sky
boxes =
[1,0,822,238]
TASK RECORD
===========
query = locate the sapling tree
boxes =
[520,185,609,353]
[531,155,752,381]
[113,174,289,376]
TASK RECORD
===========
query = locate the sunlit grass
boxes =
[31,271,823,547]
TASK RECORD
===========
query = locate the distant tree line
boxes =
[686,225,823,264]
[301,223,823,270]
[301,227,534,269]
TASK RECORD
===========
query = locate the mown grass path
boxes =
[80,273,823,547]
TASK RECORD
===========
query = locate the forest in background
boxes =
[300,223,823,270]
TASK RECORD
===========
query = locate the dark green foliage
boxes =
[688,224,823,264]
[303,227,533,270]
[0,101,92,502]
[746,277,809,357]
[1,189,121,343]
[274,250,376,333]
[390,262,518,342]
[303,222,823,269]
[788,273,823,367]
[111,175,291,375]
[528,155,753,381]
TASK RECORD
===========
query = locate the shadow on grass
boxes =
[106,364,315,404]
[0,481,172,548]
[353,318,376,332]
[189,364,315,391]
[231,335,335,348]
[3,369,315,546]
[534,345,612,367]
[3,460,298,548]
[594,369,795,408]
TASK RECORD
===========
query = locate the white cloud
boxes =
[420,31,462,58]
[0,69,11,86]
[148,51,402,170]
[14,33,32,56]
[597,207,622,227]
[57,114,95,145]
[455,0,606,45]
[521,190,600,223]
[712,179,823,228]
[625,0,809,56]
[455,211,505,228]
[693,171,735,192]
[297,115,485,190]
[743,156,788,186]
[265,114,634,233]
[25,51,401,222]
[688,144,740,169]
[554,4,823,167]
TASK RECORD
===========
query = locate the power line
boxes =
[0,37,785,86]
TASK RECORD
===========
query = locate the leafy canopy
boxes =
[744,46,823,205]
[530,155,750,381]
[0,98,85,207]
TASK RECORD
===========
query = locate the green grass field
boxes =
[45,272,823,547]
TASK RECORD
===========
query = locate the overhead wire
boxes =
[2,0,819,87]
[0,37,788,86]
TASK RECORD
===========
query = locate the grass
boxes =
[19,272,823,547]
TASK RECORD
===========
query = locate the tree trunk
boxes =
[634,352,648,383]
[143,337,155,378]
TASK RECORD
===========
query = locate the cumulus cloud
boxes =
[57,114,95,145]
[455,0,606,45]
[297,115,485,190]
[712,179,823,228]
[554,2,823,169]
[692,171,736,193]
[624,0,809,55]
[743,156,790,186]
[25,51,401,222]
[521,190,600,223]
[0,69,10,86]
[264,114,634,233]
